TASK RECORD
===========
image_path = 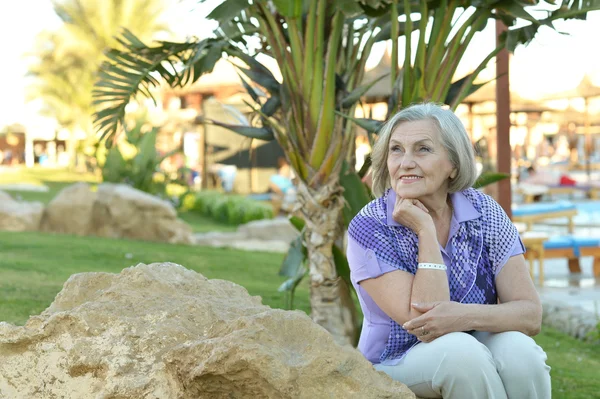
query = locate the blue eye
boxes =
[390,145,402,152]
[419,146,431,152]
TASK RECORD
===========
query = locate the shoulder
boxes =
[348,195,388,245]
[460,188,505,216]
[461,190,518,258]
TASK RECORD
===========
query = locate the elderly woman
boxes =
[347,103,551,399]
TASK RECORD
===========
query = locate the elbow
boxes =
[527,323,541,336]
[525,302,543,336]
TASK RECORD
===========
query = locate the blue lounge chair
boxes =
[512,201,578,233]
[543,235,600,276]
[522,234,600,285]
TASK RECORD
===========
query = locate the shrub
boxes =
[189,191,273,225]
[99,115,182,197]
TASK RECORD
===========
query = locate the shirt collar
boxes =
[385,189,481,226]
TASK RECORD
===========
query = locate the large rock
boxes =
[541,299,598,341]
[40,183,194,244]
[195,218,299,253]
[237,217,298,242]
[0,263,414,399]
[91,184,193,244]
[0,190,44,232]
[40,182,97,236]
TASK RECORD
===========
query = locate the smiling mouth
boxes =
[400,175,422,181]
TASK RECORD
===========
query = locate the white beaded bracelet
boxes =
[417,262,447,271]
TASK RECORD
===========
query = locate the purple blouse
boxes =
[347,188,525,365]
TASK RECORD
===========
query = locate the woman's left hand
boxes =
[402,301,470,343]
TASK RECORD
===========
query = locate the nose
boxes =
[400,153,416,169]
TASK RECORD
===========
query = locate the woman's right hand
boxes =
[392,197,435,237]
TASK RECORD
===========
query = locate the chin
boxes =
[395,187,423,199]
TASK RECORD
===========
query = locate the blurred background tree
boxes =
[26,0,172,168]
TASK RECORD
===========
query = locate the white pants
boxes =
[374,331,551,399]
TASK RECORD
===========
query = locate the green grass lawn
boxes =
[0,231,305,325]
[0,167,236,233]
[535,327,600,399]
[1,230,599,397]
[0,166,99,204]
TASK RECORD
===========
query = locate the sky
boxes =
[1,1,600,128]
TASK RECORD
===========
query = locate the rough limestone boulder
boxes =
[0,190,44,232]
[236,218,298,242]
[40,183,97,236]
[194,218,299,253]
[0,263,414,399]
[0,190,14,202]
[89,183,194,244]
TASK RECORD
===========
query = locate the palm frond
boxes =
[93,29,229,143]
[200,118,275,141]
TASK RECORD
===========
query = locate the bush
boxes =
[187,191,274,225]
[99,115,182,197]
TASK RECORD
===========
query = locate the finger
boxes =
[412,200,430,213]
[406,327,421,336]
[418,333,436,343]
[403,319,425,331]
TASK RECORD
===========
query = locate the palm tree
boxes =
[27,0,172,166]
[93,0,600,344]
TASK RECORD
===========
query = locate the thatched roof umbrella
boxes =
[543,75,600,178]
[461,81,550,149]
[361,49,396,105]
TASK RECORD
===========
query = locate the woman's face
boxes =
[387,119,456,201]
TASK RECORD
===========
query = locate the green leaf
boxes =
[335,111,384,133]
[373,20,412,42]
[272,0,303,18]
[357,154,372,179]
[445,73,487,106]
[278,235,307,278]
[124,118,143,144]
[277,272,305,293]
[206,119,275,141]
[495,2,541,25]
[190,44,225,82]
[230,51,279,91]
[261,96,281,117]
[102,147,127,183]
[503,23,539,52]
[288,215,306,232]
[237,72,260,103]
[334,0,364,16]
[360,1,394,17]
[340,164,372,226]
[131,127,159,191]
[333,244,351,284]
[207,0,250,25]
[341,73,389,108]
[546,0,600,21]
[236,65,281,95]
[472,172,510,189]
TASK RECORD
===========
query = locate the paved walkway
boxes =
[535,256,600,314]
[519,194,600,316]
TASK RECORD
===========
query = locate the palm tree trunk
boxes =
[296,179,357,345]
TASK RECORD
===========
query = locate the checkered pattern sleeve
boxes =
[476,191,522,276]
[347,200,415,281]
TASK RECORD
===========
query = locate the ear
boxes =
[449,168,457,180]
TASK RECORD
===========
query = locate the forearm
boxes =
[462,300,542,336]
[410,230,450,317]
